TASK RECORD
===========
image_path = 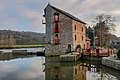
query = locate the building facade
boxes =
[44,4,86,56]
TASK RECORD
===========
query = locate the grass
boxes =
[13,44,44,48]
[0,44,45,49]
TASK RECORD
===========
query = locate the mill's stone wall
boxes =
[44,4,86,56]
[45,5,52,44]
[50,7,73,46]
[45,6,74,56]
[45,44,67,56]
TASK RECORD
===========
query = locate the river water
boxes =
[0,47,45,52]
[0,48,120,80]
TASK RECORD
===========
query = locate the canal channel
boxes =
[0,48,120,80]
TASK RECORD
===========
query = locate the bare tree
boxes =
[93,14,116,47]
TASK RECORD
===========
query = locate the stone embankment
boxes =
[102,57,120,70]
[60,52,81,62]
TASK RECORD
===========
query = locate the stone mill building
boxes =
[44,4,87,56]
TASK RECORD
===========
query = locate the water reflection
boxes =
[45,57,120,80]
[0,47,45,52]
[45,57,89,80]
[0,54,45,80]
[101,65,120,80]
[0,53,36,61]
[0,54,120,80]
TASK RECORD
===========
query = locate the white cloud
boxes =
[0,0,120,36]
[115,23,120,37]
[0,63,18,79]
[110,10,120,16]
[19,8,45,32]
[16,57,45,80]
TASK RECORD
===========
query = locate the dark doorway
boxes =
[67,44,71,53]
[76,45,81,53]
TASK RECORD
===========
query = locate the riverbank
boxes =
[0,44,45,49]
[0,48,45,56]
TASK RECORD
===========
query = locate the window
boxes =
[54,13,59,22]
[54,15,59,22]
[82,27,83,32]
[54,23,59,33]
[54,34,60,44]
[84,44,85,49]
[75,34,77,41]
[74,25,76,30]
[82,35,83,41]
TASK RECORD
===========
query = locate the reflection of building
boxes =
[60,63,86,80]
[44,4,87,56]
[45,57,60,80]
[45,57,86,80]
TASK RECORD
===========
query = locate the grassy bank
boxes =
[0,44,45,49]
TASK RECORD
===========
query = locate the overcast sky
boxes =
[0,0,120,37]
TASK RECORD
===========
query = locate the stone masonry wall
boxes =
[45,6,73,56]
[72,20,86,49]
[45,5,86,56]
[45,5,52,44]
[102,57,120,70]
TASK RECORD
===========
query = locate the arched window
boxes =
[54,34,60,45]
[55,34,58,37]
[54,13,59,22]
[67,44,71,52]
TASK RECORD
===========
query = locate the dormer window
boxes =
[54,12,59,22]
